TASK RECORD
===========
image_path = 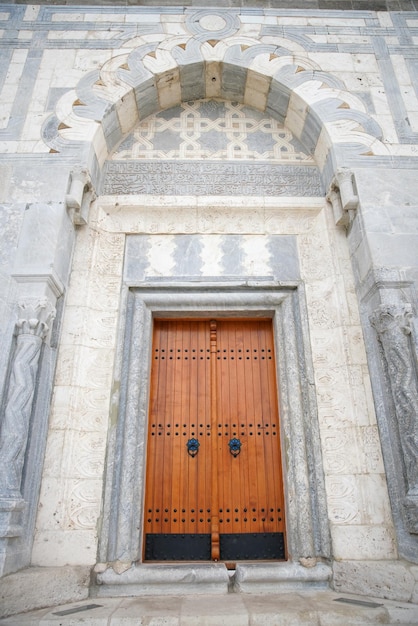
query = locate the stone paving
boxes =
[1,591,418,625]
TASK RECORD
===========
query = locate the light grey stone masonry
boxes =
[345,168,418,563]
[0,201,76,577]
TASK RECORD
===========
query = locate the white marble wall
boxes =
[31,190,395,566]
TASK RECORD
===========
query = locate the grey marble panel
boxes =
[180,62,206,102]
[0,50,13,95]
[0,55,42,141]
[267,235,300,280]
[299,110,322,157]
[373,38,418,143]
[134,78,160,122]
[220,235,245,276]
[221,62,247,103]
[102,107,124,153]
[124,235,152,284]
[265,74,293,123]
[172,235,204,276]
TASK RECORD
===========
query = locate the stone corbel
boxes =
[66,165,96,226]
[326,168,358,228]
[370,303,418,534]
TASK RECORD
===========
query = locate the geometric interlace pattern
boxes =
[113,99,314,163]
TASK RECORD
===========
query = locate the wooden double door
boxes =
[144,318,286,562]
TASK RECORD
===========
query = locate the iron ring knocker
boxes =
[186,438,200,457]
[228,438,242,457]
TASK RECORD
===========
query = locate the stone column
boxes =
[370,303,418,533]
[0,299,55,540]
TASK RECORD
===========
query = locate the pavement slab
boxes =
[1,590,418,625]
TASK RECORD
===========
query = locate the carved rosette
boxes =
[370,303,418,533]
[0,299,56,506]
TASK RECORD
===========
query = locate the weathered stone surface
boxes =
[0,566,90,618]
[96,563,230,596]
[234,561,332,593]
[3,590,418,625]
[332,560,416,602]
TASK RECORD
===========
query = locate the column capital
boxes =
[15,298,56,341]
[370,303,412,336]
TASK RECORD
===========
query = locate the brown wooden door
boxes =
[144,319,286,562]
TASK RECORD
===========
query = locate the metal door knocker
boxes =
[228,438,242,457]
[186,438,200,457]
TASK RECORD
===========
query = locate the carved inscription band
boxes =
[102,161,323,197]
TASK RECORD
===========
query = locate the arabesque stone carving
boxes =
[370,303,418,533]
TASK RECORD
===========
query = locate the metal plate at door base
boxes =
[145,533,211,561]
[220,533,285,560]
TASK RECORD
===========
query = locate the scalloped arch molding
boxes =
[43,30,386,188]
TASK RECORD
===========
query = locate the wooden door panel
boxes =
[144,318,285,561]
[216,320,285,538]
[144,320,212,541]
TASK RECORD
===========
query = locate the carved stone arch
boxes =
[42,31,385,189]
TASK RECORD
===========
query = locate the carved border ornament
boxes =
[370,303,418,534]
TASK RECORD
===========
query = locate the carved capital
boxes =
[15,298,56,341]
[326,167,358,228]
[370,303,412,337]
[66,165,96,226]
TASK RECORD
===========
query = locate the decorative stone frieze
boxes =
[102,161,322,197]
[0,299,56,540]
[326,168,358,228]
[370,303,418,534]
[66,166,96,226]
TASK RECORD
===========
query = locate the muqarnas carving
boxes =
[370,303,418,534]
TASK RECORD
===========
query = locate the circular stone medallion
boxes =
[199,15,227,31]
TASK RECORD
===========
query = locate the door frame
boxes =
[100,282,330,570]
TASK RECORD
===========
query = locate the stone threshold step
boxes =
[95,561,333,596]
[2,590,418,625]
